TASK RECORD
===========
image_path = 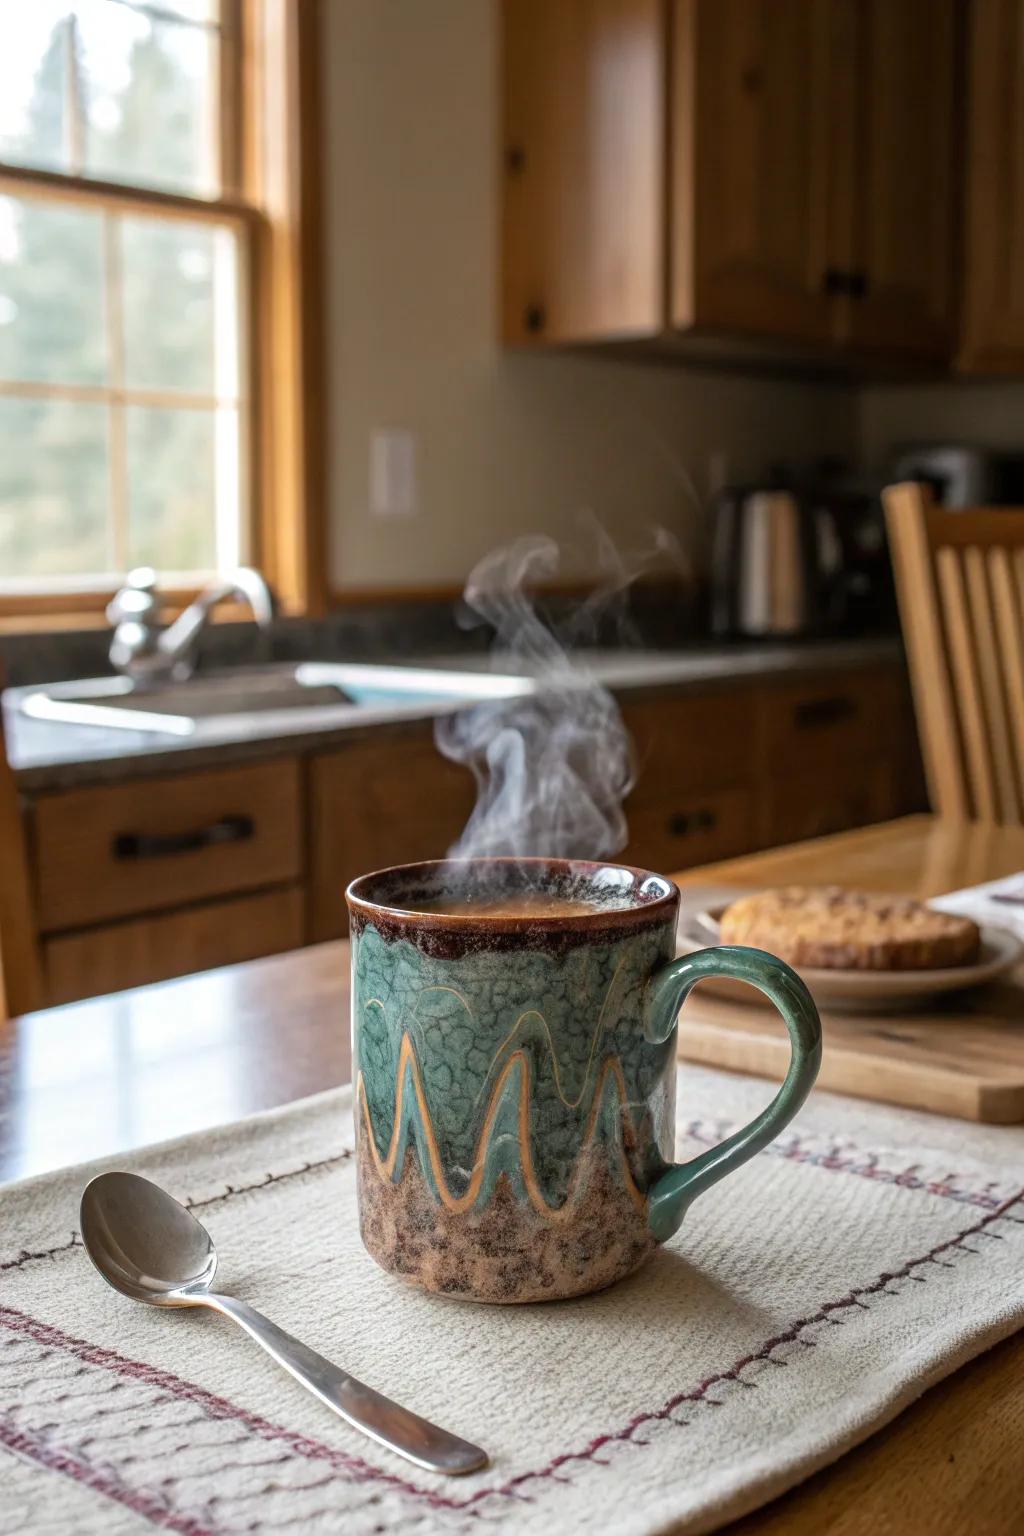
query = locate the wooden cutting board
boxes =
[678,976,1024,1124]
[673,880,1024,1123]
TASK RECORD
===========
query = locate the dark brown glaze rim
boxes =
[345,857,680,958]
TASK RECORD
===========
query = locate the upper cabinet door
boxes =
[960,0,1024,371]
[840,0,957,360]
[501,0,665,345]
[671,0,833,346]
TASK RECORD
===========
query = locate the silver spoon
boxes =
[80,1170,488,1476]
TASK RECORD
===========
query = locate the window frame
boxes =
[0,0,326,625]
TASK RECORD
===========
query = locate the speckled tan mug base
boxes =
[357,1140,656,1305]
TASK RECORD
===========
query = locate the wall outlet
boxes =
[370,429,418,517]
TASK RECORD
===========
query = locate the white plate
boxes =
[679,902,1024,1014]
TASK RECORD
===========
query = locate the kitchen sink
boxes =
[20,662,532,737]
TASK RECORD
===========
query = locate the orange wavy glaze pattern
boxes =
[357,1033,647,1220]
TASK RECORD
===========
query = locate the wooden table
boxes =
[2,813,1022,1532]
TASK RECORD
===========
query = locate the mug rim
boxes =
[345,856,679,933]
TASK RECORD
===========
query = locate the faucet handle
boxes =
[107,567,160,628]
[107,568,167,681]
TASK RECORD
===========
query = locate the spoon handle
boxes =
[202,1292,488,1476]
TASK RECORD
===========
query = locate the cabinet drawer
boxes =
[622,689,756,804]
[622,786,754,877]
[757,761,895,851]
[43,886,305,1005]
[758,668,902,779]
[33,759,302,932]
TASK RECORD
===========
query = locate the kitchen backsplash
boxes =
[0,581,708,690]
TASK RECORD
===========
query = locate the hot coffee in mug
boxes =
[346,858,821,1305]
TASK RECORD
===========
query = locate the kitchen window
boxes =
[0,0,324,618]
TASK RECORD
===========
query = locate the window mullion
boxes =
[65,12,86,177]
[217,0,242,198]
[103,213,129,573]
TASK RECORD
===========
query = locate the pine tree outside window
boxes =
[0,1,325,618]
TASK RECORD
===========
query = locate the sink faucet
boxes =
[107,567,277,684]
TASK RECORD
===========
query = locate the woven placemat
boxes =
[2,1066,1022,1536]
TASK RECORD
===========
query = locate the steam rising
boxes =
[436,530,676,861]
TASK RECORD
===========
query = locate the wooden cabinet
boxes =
[619,663,921,875]
[308,732,477,941]
[757,762,895,847]
[32,759,302,931]
[624,786,756,872]
[44,888,304,1007]
[675,0,957,358]
[621,690,758,870]
[670,0,834,344]
[754,665,918,845]
[757,667,902,780]
[20,658,923,1006]
[30,758,304,1005]
[838,0,957,360]
[960,0,1024,371]
[623,690,753,798]
[502,0,665,344]
[503,0,959,364]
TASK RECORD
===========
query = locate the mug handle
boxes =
[645,945,822,1243]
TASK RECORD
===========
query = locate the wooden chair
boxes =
[0,695,42,1018]
[883,481,1024,824]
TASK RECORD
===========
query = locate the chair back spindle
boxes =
[884,481,1024,824]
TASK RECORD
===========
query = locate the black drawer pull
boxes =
[667,808,717,837]
[113,814,255,861]
[822,268,870,298]
[793,696,857,730]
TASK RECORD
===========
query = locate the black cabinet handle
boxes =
[113,814,255,861]
[667,808,717,837]
[793,696,857,730]
[524,302,546,333]
[823,268,869,298]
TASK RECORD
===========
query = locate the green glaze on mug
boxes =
[346,859,821,1305]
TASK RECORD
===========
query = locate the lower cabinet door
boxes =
[43,886,304,1006]
[308,734,478,941]
[756,761,895,850]
[622,786,755,876]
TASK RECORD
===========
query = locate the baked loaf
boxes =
[719,886,981,972]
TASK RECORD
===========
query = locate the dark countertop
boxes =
[4,636,903,794]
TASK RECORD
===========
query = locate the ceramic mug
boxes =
[346,858,821,1304]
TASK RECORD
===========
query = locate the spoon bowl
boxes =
[81,1171,218,1304]
[79,1169,488,1476]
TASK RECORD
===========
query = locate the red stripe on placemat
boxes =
[2,1189,1021,1518]
[0,1416,221,1535]
[0,1154,354,1277]
[680,1120,1013,1213]
[465,1185,1024,1505]
[0,1303,470,1514]
[0,1131,1005,1282]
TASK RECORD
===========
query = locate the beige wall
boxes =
[860,382,1024,470]
[322,0,857,590]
